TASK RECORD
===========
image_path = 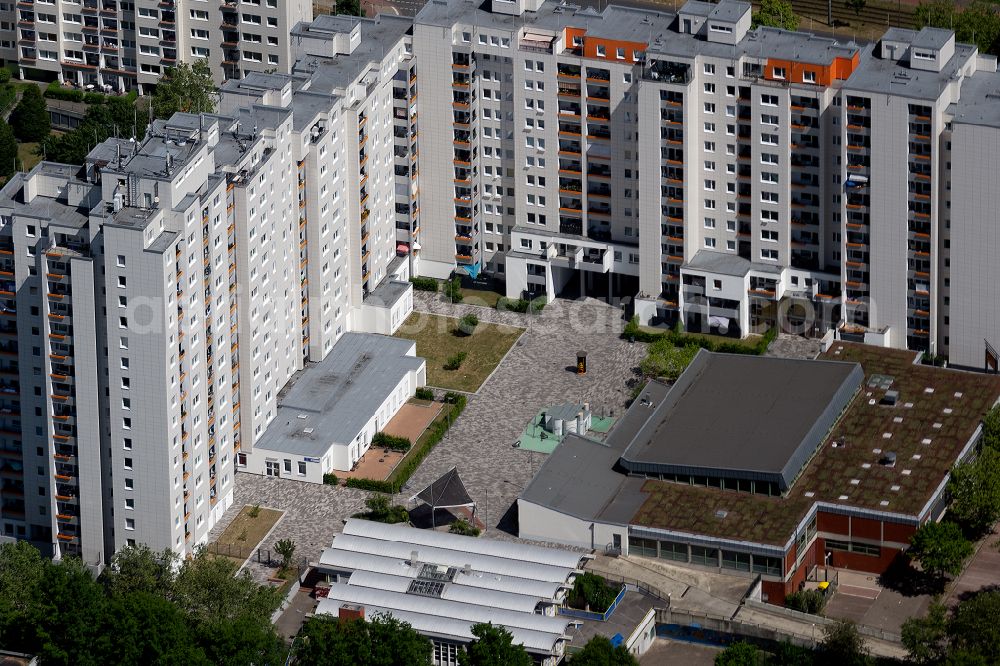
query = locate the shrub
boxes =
[443,276,463,303]
[569,573,619,613]
[624,316,777,355]
[458,313,479,336]
[497,296,546,313]
[345,477,396,493]
[444,351,467,370]
[82,91,107,105]
[414,387,434,401]
[409,276,438,292]
[0,69,10,84]
[785,589,826,615]
[43,81,84,103]
[323,473,338,486]
[448,519,480,537]
[352,494,409,524]
[248,504,261,519]
[371,432,411,452]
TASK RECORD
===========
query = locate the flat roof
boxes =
[619,351,863,489]
[364,279,411,309]
[630,343,1000,544]
[845,39,977,100]
[255,333,424,458]
[683,250,782,278]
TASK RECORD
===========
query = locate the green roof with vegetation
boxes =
[631,343,1000,545]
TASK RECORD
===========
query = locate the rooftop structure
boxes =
[316,519,585,663]
[245,333,426,481]
[620,351,863,492]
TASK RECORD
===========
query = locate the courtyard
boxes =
[212,293,646,582]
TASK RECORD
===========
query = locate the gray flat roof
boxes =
[683,250,782,277]
[619,351,863,489]
[708,1,749,23]
[255,332,424,458]
[300,14,413,94]
[519,381,671,522]
[845,40,977,100]
[911,27,953,51]
[365,279,411,309]
[950,70,1000,127]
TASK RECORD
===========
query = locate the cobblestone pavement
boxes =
[404,292,647,539]
[212,293,647,578]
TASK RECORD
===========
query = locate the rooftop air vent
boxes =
[880,452,897,467]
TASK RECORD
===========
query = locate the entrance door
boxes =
[265,460,281,477]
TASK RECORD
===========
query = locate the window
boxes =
[298,461,306,476]
[772,67,786,80]
[596,44,605,56]
[761,248,778,261]
[760,230,778,241]
[616,47,625,59]
[283,459,292,474]
[713,279,722,290]
[704,237,716,248]
[803,70,817,84]
[722,550,751,572]
[761,94,778,106]
[704,82,715,94]
[125,518,135,530]
[703,63,715,75]
[659,540,687,562]
[691,546,717,566]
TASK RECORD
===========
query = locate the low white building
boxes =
[242,333,425,482]
[316,519,587,666]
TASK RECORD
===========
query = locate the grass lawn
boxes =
[394,312,523,392]
[17,142,43,172]
[208,505,283,564]
[458,288,503,309]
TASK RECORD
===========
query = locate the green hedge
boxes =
[497,296,546,314]
[414,387,434,401]
[43,81,128,105]
[323,473,338,486]
[344,392,467,494]
[371,432,411,452]
[624,316,777,355]
[410,276,438,292]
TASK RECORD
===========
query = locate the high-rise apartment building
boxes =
[0,0,311,93]
[3,0,999,566]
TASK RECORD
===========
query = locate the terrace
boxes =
[630,343,1000,545]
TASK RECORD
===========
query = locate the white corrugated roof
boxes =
[318,582,570,635]
[329,534,574,583]
[319,549,566,600]
[343,519,584,570]
[316,597,565,654]
[346,570,543,613]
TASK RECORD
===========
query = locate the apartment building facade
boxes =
[405,0,999,368]
[0,0,310,93]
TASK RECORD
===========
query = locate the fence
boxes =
[583,567,671,604]
[558,585,627,622]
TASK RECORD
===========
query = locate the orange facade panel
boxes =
[563,27,646,64]
[764,51,859,87]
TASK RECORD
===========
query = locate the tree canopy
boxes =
[903,592,1000,664]
[152,60,218,119]
[10,85,50,143]
[715,641,765,666]
[751,0,800,31]
[458,622,533,666]
[336,0,365,17]
[907,520,973,578]
[294,612,432,665]
[817,620,872,666]
[0,541,284,666]
[0,121,16,182]
[947,447,1000,535]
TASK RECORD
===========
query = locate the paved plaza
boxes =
[211,293,647,579]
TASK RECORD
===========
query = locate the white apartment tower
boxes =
[0,0,311,93]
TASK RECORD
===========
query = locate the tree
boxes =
[948,590,1000,663]
[101,543,178,599]
[9,85,50,142]
[33,556,114,666]
[152,60,218,119]
[569,635,638,665]
[907,521,973,579]
[947,448,1000,535]
[902,602,949,665]
[714,641,763,666]
[295,613,432,665]
[817,620,872,666]
[982,404,1000,453]
[354,493,409,524]
[569,573,618,614]
[336,0,365,17]
[751,0,799,31]
[275,538,297,570]
[0,121,18,181]
[171,548,283,626]
[845,0,867,15]
[458,622,532,666]
[104,592,210,666]
[0,540,46,653]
